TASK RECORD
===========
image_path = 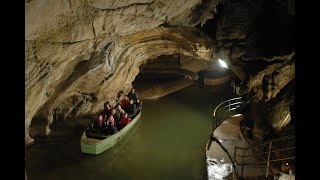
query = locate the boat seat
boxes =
[86,132,110,140]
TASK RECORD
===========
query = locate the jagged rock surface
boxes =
[25,0,225,144]
[25,0,295,144]
[210,0,295,131]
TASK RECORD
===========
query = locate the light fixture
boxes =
[216,58,246,81]
[218,59,228,69]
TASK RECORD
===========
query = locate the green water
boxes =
[26,84,233,180]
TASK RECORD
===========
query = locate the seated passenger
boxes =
[104,101,110,109]
[121,113,131,128]
[120,109,126,119]
[128,88,139,102]
[98,114,104,128]
[119,95,130,109]
[114,105,123,128]
[89,114,106,134]
[115,104,124,115]
[135,99,142,112]
[102,103,112,116]
[126,99,137,118]
[106,114,117,135]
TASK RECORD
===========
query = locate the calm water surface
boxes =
[26,84,233,180]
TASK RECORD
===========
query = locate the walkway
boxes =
[206,115,266,180]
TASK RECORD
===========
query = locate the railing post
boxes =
[265,142,272,178]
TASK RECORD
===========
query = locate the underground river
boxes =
[26,83,233,180]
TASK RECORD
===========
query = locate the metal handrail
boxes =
[212,96,242,130]
[218,101,241,112]
[207,96,243,179]
[210,97,295,179]
[213,97,242,116]
[234,136,295,178]
[236,156,295,167]
[235,135,295,151]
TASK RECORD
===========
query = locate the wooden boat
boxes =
[80,111,142,154]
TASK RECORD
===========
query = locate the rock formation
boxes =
[202,0,295,132]
[25,0,295,145]
[25,0,227,144]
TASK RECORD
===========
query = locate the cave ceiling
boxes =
[25,0,295,144]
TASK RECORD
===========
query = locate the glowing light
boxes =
[218,59,228,69]
[207,157,233,180]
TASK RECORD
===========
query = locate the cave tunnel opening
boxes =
[132,54,196,99]
[132,52,235,99]
[196,60,233,88]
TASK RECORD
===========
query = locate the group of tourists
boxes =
[87,88,142,136]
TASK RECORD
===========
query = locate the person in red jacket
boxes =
[119,95,130,109]
[120,113,131,128]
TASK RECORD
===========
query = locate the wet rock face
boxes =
[25,0,223,144]
[239,0,296,131]
[25,0,224,42]
[212,0,295,131]
[243,53,295,103]
[25,0,295,144]
[211,1,248,62]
